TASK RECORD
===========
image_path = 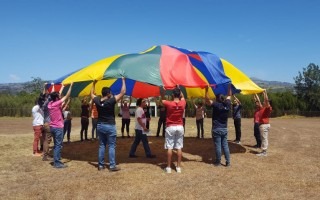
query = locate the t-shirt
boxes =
[211,99,231,129]
[158,104,166,119]
[32,105,44,126]
[121,105,131,119]
[163,100,186,127]
[259,106,272,124]
[81,104,89,118]
[63,110,72,120]
[93,96,116,124]
[48,99,64,128]
[135,107,146,130]
[195,106,205,120]
[254,108,260,123]
[232,104,242,119]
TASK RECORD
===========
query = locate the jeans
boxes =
[212,128,230,164]
[50,127,64,166]
[129,129,152,157]
[254,123,261,147]
[63,120,72,141]
[97,123,117,168]
[234,118,241,141]
[91,118,98,139]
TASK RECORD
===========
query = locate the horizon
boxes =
[1,0,319,84]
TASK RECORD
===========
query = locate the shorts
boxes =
[165,125,184,149]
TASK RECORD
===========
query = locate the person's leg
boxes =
[200,118,204,138]
[97,124,107,168]
[33,125,42,154]
[167,149,172,168]
[156,118,162,137]
[176,149,182,168]
[121,118,125,137]
[80,118,85,141]
[125,119,130,137]
[235,118,241,142]
[162,119,166,137]
[141,134,152,157]
[221,130,230,165]
[84,118,89,140]
[260,124,270,152]
[42,123,51,159]
[51,127,64,167]
[213,130,222,165]
[254,123,261,147]
[129,130,142,156]
[106,124,117,169]
[196,119,200,138]
[67,120,71,141]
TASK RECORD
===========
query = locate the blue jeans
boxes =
[129,129,152,157]
[97,123,117,168]
[212,128,230,164]
[50,127,64,166]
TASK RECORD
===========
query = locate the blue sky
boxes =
[0,0,319,84]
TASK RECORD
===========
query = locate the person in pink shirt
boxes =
[48,83,73,168]
[253,94,262,148]
[161,87,186,173]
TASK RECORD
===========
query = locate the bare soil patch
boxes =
[0,117,319,199]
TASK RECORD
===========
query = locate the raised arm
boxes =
[114,77,126,102]
[233,95,241,105]
[263,90,270,107]
[61,83,73,103]
[254,93,262,107]
[91,80,97,100]
[226,84,232,100]
[205,86,213,105]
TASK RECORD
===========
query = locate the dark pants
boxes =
[196,118,204,138]
[129,129,152,157]
[234,118,241,141]
[121,118,131,136]
[91,118,98,139]
[80,117,89,141]
[156,117,166,137]
[254,123,261,147]
[63,119,72,141]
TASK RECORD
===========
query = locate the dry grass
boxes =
[0,116,319,200]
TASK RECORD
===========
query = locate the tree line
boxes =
[0,63,319,118]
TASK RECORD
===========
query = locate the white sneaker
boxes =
[164,167,172,173]
[256,151,267,157]
[176,167,182,173]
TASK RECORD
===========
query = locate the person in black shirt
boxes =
[91,78,126,171]
[156,98,166,137]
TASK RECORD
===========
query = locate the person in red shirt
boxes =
[253,94,262,148]
[256,90,272,156]
[161,87,186,173]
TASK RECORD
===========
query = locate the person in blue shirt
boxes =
[205,84,232,167]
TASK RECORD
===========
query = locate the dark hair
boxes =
[268,99,273,107]
[216,94,225,103]
[136,98,143,106]
[173,88,181,98]
[50,92,60,102]
[101,87,111,97]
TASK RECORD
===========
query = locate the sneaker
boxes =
[109,166,121,172]
[98,165,105,171]
[213,162,221,167]
[164,167,172,173]
[176,167,182,173]
[256,151,267,157]
[146,155,156,158]
[129,155,138,158]
[226,162,231,167]
[54,164,67,169]
[235,141,241,144]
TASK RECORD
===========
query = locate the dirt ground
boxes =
[0,116,319,199]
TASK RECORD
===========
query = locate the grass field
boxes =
[0,116,319,200]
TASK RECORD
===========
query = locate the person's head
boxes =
[172,87,181,98]
[81,98,87,104]
[216,94,225,103]
[136,98,147,107]
[50,92,60,102]
[123,100,128,107]
[101,87,111,97]
[255,101,261,109]
[198,101,203,107]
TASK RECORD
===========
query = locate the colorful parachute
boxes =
[50,45,263,98]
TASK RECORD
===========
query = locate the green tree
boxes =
[294,63,320,111]
[24,77,45,94]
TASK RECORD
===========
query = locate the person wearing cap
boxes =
[48,83,73,168]
[91,78,126,171]
[129,98,156,159]
[161,87,186,173]
[205,84,232,167]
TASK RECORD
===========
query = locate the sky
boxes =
[0,0,319,84]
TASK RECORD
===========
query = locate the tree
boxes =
[24,77,45,94]
[294,63,320,111]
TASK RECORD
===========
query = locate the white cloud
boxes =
[9,74,21,82]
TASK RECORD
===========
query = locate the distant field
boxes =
[0,117,319,199]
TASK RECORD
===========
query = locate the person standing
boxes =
[63,99,72,143]
[91,78,126,171]
[80,98,90,141]
[161,87,186,173]
[232,95,242,144]
[32,96,44,156]
[90,98,98,140]
[256,90,272,156]
[143,99,151,129]
[156,98,166,137]
[205,84,232,167]
[192,98,206,138]
[48,83,73,168]
[129,98,156,158]
[41,83,53,161]
[253,94,262,148]
[120,96,132,138]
